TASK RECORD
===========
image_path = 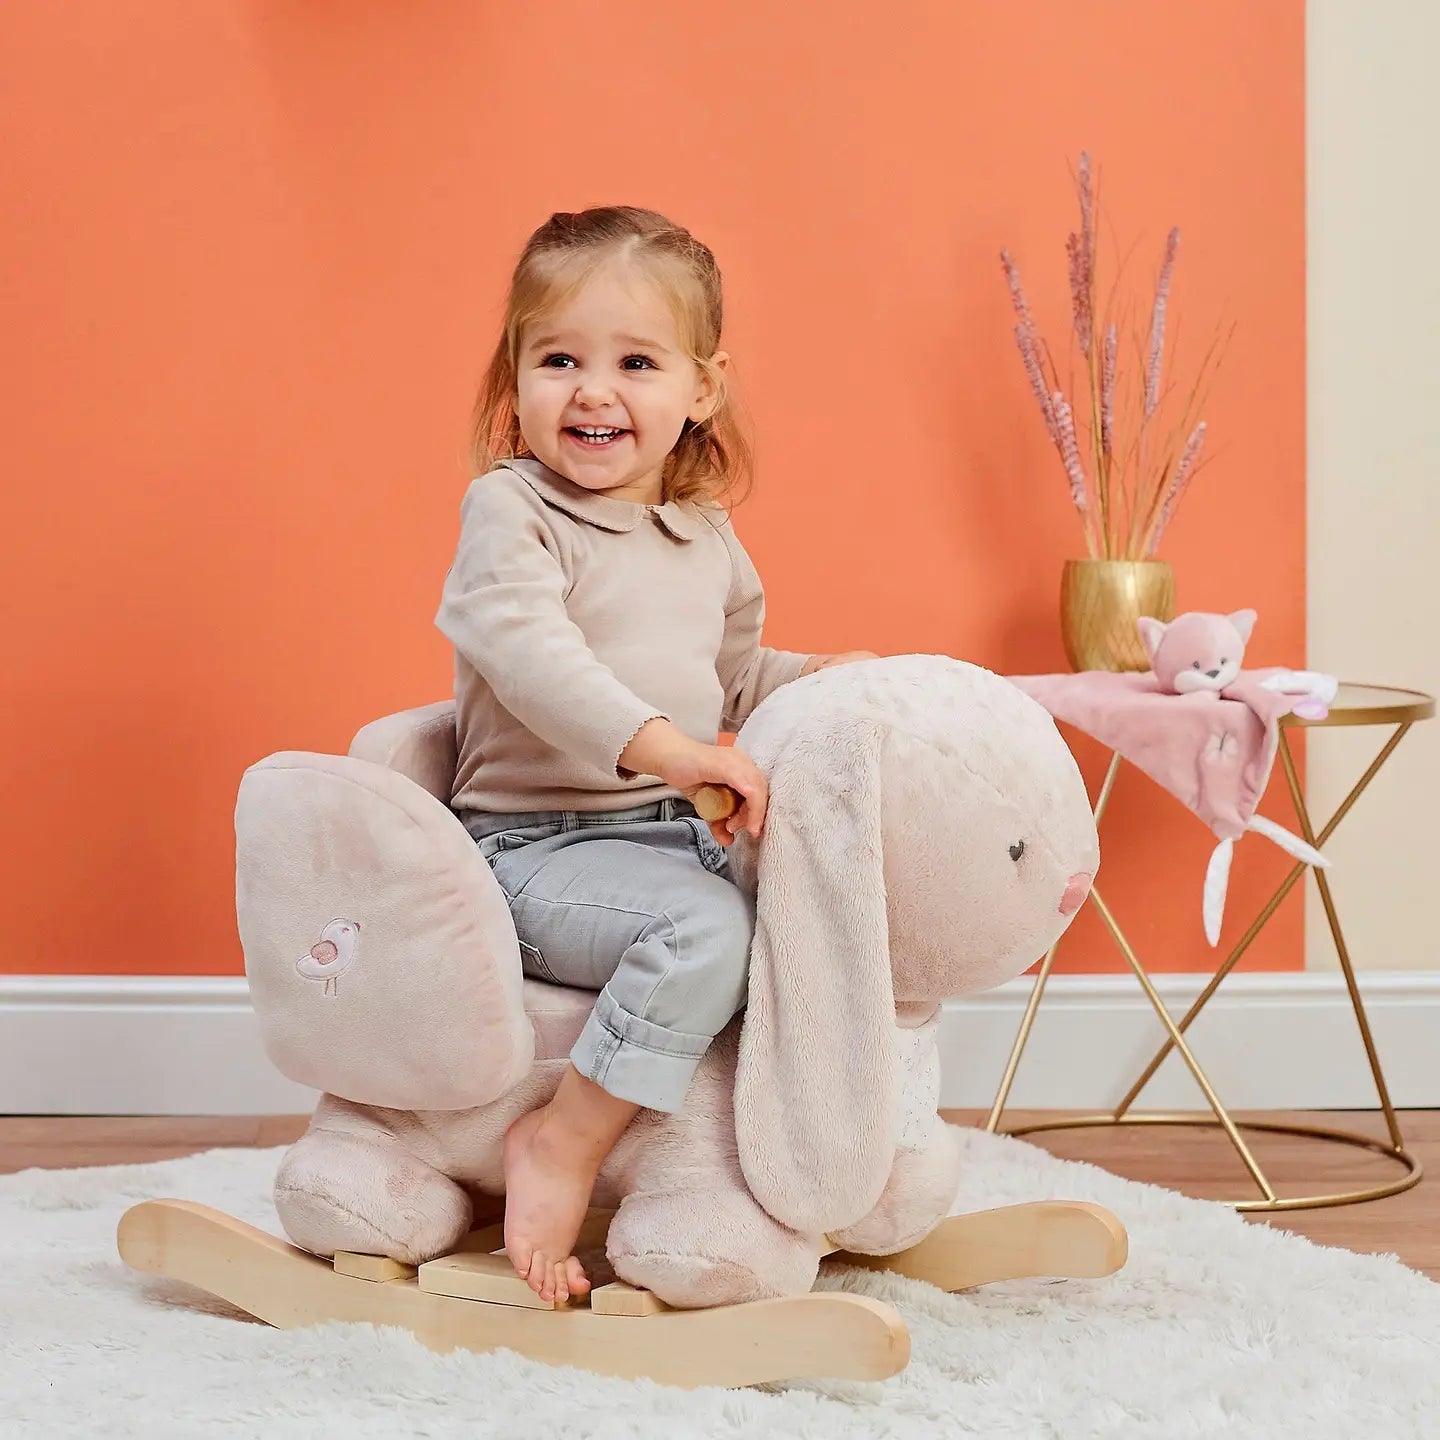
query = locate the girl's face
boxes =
[514,262,726,504]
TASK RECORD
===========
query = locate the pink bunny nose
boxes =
[1059,873,1093,916]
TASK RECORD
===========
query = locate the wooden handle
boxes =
[693,785,743,823]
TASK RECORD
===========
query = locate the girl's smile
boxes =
[514,259,725,504]
[564,424,631,451]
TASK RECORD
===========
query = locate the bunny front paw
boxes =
[606,1188,821,1308]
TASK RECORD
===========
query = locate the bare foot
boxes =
[501,1104,597,1303]
[501,1064,642,1303]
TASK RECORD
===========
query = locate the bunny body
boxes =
[251,657,1099,1309]
[274,1010,957,1307]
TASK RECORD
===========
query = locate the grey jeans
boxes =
[461,797,753,1113]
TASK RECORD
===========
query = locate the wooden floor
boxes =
[2,1109,1436,1280]
[954,1107,1440,1279]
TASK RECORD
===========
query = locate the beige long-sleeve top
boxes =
[436,458,812,815]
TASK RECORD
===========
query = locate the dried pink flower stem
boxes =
[1100,324,1117,457]
[1067,233,1092,357]
[1099,322,1119,553]
[1071,152,1095,357]
[1015,326,1060,443]
[1144,421,1206,555]
[1002,250,1062,442]
[1052,392,1092,514]
[1000,248,1038,334]
[1145,228,1180,418]
[1002,250,1094,551]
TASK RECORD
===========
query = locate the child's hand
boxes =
[656,738,768,846]
[618,718,766,845]
[800,650,879,677]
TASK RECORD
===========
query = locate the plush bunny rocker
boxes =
[238,655,1099,1309]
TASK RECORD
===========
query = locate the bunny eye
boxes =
[1009,840,1026,863]
[1192,661,1203,669]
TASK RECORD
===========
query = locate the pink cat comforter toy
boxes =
[1012,610,1336,946]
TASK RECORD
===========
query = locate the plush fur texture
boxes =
[240,656,1099,1307]
[724,658,1099,1234]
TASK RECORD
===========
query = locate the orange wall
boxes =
[1,2,1304,977]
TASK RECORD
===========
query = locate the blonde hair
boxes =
[467,206,754,508]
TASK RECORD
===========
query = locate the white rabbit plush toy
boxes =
[238,655,1100,1308]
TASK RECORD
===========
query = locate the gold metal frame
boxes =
[985,683,1436,1212]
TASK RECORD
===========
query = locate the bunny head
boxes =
[1137,610,1257,695]
[726,655,1099,1233]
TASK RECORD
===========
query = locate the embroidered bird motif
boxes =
[295,919,361,996]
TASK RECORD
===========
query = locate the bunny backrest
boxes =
[727,655,1099,1234]
[348,699,458,803]
[237,704,533,1111]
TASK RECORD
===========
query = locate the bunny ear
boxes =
[1136,616,1169,665]
[733,718,896,1236]
[1228,608,1258,644]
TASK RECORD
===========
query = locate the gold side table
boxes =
[985,682,1436,1212]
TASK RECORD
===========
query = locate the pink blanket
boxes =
[1008,668,1330,944]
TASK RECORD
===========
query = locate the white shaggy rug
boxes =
[2,1128,1439,1439]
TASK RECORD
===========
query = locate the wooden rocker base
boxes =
[117,1198,1127,1390]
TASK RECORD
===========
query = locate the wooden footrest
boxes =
[419,1252,559,1310]
[340,1208,668,1316]
[590,1281,670,1316]
[415,1254,669,1315]
[333,1251,417,1283]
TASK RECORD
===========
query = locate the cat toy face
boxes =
[1138,610,1257,695]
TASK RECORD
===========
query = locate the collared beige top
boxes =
[436,458,812,815]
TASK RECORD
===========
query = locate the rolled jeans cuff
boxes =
[570,985,712,1114]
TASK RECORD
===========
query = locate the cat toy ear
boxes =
[1136,616,1169,663]
[1228,609,1258,644]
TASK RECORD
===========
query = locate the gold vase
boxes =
[1060,559,1176,672]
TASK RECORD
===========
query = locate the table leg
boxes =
[989,721,1423,1211]
[1089,888,1277,1202]
[984,752,1123,1132]
[1277,732,1409,1155]
[1110,723,1412,1120]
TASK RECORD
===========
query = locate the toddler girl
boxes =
[436,206,875,1304]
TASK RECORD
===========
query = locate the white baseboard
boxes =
[1,972,1437,1117]
[0,976,318,1117]
[943,969,1440,1114]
